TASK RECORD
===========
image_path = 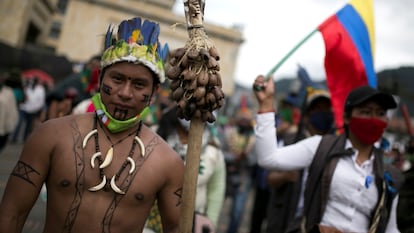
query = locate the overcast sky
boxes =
[173,0,414,87]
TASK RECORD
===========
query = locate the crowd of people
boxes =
[0,15,413,233]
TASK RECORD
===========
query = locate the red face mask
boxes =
[348,117,387,145]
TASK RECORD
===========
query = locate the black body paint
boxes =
[11,161,40,187]
[101,83,112,95]
[63,120,85,232]
[142,94,150,103]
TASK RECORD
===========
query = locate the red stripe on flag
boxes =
[318,14,368,132]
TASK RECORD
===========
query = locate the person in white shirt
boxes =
[11,77,46,142]
[0,73,18,152]
[252,75,404,233]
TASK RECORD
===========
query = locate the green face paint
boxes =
[91,93,142,133]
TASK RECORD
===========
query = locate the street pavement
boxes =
[0,142,255,233]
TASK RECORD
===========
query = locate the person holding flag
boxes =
[252,75,404,233]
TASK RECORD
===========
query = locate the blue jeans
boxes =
[227,177,251,233]
[11,110,36,142]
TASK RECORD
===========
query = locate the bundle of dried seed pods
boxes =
[165,44,225,123]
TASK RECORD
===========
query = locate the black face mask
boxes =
[308,111,334,134]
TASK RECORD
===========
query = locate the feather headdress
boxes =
[101,17,169,83]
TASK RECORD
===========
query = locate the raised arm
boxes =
[252,75,320,171]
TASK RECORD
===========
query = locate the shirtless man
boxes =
[0,17,184,233]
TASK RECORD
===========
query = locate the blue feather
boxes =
[117,20,129,42]
[104,25,114,49]
[126,19,135,41]
[296,64,323,106]
[149,23,160,45]
[297,64,317,88]
[159,43,169,62]
[141,20,156,45]
[132,17,142,32]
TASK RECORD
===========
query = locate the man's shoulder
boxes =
[146,135,184,174]
[39,113,93,135]
[142,126,183,160]
[45,112,90,123]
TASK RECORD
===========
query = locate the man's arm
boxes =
[0,121,55,232]
[157,149,185,233]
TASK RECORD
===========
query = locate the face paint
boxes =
[142,94,150,103]
[113,108,128,120]
[101,83,112,95]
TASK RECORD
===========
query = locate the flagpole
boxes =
[266,28,318,78]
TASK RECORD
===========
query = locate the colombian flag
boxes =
[318,0,375,131]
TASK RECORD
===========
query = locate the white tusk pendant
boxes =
[83,129,98,149]
[134,136,146,157]
[88,175,107,192]
[90,152,102,168]
[126,157,136,174]
[99,147,113,169]
[110,176,126,195]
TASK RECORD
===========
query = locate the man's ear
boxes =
[150,84,160,105]
[97,68,104,91]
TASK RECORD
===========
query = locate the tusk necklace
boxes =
[97,121,138,168]
[86,114,144,194]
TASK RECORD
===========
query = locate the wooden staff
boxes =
[180,117,204,233]
[164,1,224,232]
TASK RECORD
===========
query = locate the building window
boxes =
[25,22,41,44]
[57,0,69,14]
[49,21,62,39]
